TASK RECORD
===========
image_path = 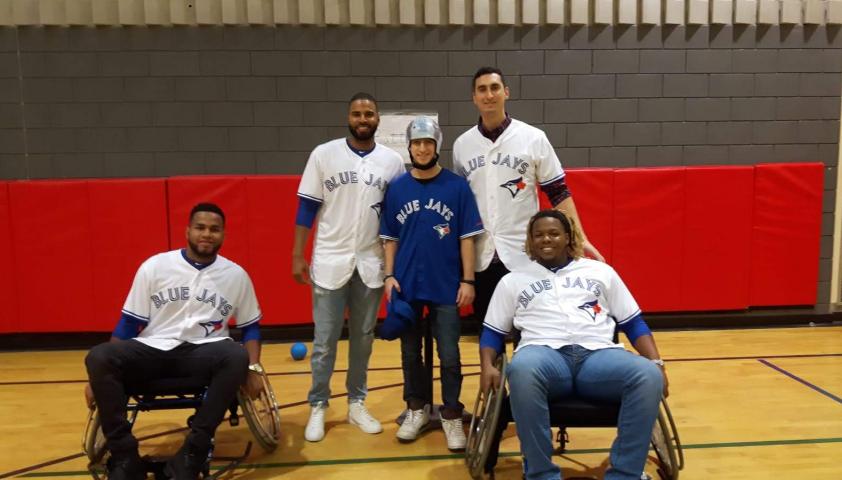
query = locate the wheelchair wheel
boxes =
[465,353,507,480]
[82,407,107,464]
[651,398,684,480]
[237,371,281,453]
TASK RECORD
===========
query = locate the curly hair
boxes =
[524,209,584,261]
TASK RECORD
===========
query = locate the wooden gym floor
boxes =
[0,325,840,479]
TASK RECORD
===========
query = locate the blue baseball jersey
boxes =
[380,169,484,305]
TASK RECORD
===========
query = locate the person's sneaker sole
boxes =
[396,422,431,442]
[348,419,383,434]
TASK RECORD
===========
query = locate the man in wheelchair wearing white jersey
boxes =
[84,203,264,480]
[478,210,669,480]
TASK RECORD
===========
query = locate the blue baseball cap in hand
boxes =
[377,294,416,340]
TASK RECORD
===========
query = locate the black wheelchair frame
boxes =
[465,353,684,480]
[83,371,281,479]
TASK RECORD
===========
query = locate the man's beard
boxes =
[348,123,377,141]
[187,239,221,260]
[410,154,439,171]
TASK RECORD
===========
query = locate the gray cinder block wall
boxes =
[0,25,839,305]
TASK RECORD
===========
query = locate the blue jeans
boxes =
[507,344,663,480]
[399,302,463,416]
[308,270,383,405]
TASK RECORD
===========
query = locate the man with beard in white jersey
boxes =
[84,203,264,480]
[452,67,605,332]
[292,92,405,442]
[480,210,668,480]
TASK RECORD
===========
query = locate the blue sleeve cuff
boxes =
[479,326,505,355]
[241,321,261,343]
[295,196,322,228]
[618,314,652,344]
[113,313,145,340]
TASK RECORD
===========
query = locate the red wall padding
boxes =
[612,169,686,312]
[167,176,312,326]
[0,182,17,333]
[9,181,93,332]
[750,163,823,306]
[244,176,313,325]
[89,180,169,331]
[681,167,754,311]
[8,180,168,333]
[0,164,826,334]
[566,169,614,264]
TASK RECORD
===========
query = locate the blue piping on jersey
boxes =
[346,139,375,157]
[181,249,216,270]
[121,309,150,322]
[538,172,566,186]
[460,228,485,240]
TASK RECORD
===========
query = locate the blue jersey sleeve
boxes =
[458,179,484,239]
[112,313,146,340]
[295,196,322,228]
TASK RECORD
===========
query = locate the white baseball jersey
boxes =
[298,138,405,290]
[453,119,565,272]
[483,258,641,352]
[122,250,262,351]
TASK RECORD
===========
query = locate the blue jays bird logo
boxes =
[577,300,603,321]
[433,223,451,239]
[370,201,383,219]
[199,319,225,336]
[500,177,527,198]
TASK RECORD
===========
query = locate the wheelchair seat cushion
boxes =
[125,376,210,396]
[548,397,620,428]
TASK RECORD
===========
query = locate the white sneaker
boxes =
[304,402,327,442]
[396,404,431,441]
[348,401,382,434]
[441,417,466,451]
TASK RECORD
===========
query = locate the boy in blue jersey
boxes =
[380,117,484,450]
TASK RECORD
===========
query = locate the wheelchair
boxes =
[465,354,684,480]
[82,368,281,479]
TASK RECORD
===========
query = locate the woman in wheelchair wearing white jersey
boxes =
[479,209,669,480]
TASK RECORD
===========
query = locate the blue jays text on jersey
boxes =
[518,279,553,308]
[150,286,234,317]
[395,197,456,225]
[324,170,390,193]
[517,275,605,309]
[457,153,530,178]
[562,276,604,297]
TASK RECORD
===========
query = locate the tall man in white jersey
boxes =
[292,92,405,442]
[85,203,264,480]
[452,67,605,328]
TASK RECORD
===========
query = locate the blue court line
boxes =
[758,358,842,404]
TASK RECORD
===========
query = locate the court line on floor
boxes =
[15,436,842,477]
[758,358,842,404]
[4,355,842,477]
[2,352,841,386]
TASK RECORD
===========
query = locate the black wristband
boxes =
[383,274,395,281]
[460,279,476,285]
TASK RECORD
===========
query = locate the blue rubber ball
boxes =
[291,342,308,361]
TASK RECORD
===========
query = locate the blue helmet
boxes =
[406,116,443,154]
